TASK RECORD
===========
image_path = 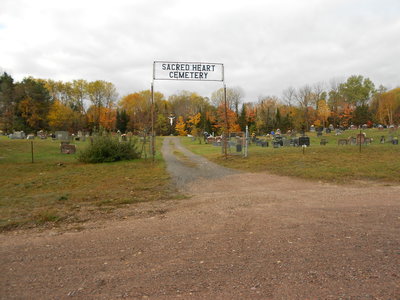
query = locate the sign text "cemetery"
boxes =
[153,61,224,81]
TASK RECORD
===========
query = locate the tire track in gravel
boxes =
[161,136,238,190]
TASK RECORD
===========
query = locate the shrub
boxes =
[77,135,141,163]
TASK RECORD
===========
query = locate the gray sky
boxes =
[1,0,399,102]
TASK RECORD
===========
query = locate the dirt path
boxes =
[1,137,399,299]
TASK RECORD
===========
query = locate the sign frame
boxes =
[153,61,224,82]
[150,60,229,161]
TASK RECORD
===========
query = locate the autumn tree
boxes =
[295,85,313,131]
[215,104,241,133]
[317,100,331,127]
[47,100,74,131]
[87,80,118,131]
[14,77,52,132]
[327,78,344,127]
[175,116,187,136]
[168,91,209,120]
[256,96,280,133]
[373,88,400,125]
[119,90,164,134]
[211,87,243,114]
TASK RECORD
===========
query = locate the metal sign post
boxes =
[150,82,155,162]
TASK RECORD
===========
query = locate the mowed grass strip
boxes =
[180,129,400,184]
[0,137,177,231]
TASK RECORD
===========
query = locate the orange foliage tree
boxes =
[215,104,241,133]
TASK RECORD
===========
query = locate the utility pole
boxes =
[151,82,155,162]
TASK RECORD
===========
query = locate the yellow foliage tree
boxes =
[175,116,187,136]
[187,112,201,135]
[317,100,331,127]
[47,100,74,130]
[18,97,43,129]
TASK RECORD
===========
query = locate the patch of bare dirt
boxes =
[1,137,399,299]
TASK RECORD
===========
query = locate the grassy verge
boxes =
[0,136,178,231]
[180,129,400,184]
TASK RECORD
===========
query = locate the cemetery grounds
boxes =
[0,130,399,299]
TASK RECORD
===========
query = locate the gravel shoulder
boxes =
[1,137,399,299]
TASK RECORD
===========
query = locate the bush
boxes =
[77,135,141,163]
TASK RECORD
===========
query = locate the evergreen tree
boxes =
[352,105,372,126]
[116,109,129,133]
[0,72,16,133]
[238,103,247,131]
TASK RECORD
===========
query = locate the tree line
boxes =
[0,72,399,136]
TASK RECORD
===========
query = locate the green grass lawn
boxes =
[181,128,400,184]
[0,136,177,231]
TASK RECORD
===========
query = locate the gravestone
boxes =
[55,131,69,141]
[272,141,281,148]
[60,143,76,154]
[356,133,365,145]
[349,137,357,145]
[274,136,284,147]
[299,136,310,146]
[338,139,347,145]
[290,138,299,147]
[10,131,26,139]
[37,131,47,139]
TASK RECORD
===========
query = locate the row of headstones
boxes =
[337,135,399,145]
[254,136,311,148]
[7,131,88,141]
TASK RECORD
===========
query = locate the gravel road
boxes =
[1,137,399,299]
[161,137,237,189]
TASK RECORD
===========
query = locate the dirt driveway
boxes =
[1,137,399,299]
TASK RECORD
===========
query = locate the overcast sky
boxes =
[1,0,399,102]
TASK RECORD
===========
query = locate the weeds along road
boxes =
[1,136,399,299]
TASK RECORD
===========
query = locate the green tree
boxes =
[352,105,372,126]
[116,109,129,133]
[339,75,375,107]
[238,103,247,131]
[155,113,169,136]
[0,72,16,133]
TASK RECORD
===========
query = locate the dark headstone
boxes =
[299,136,310,146]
